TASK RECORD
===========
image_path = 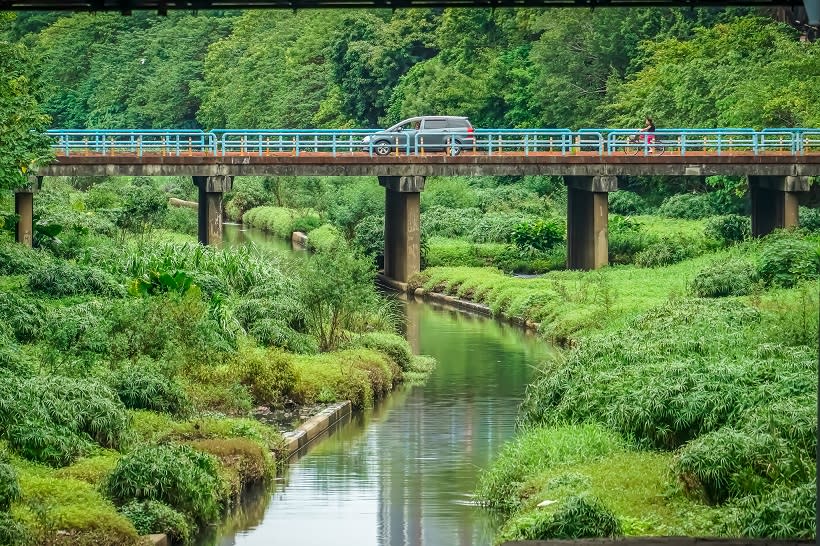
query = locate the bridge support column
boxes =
[14,176,42,247]
[748,176,809,237]
[379,176,425,283]
[564,176,618,270]
[193,175,233,246]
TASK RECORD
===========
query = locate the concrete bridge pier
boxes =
[748,176,809,237]
[14,176,42,247]
[192,175,233,246]
[379,176,425,283]
[564,175,618,270]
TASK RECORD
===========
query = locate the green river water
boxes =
[200,224,556,546]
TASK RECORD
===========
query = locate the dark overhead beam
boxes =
[0,0,806,9]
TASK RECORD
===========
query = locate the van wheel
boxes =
[445,138,462,156]
[374,141,391,156]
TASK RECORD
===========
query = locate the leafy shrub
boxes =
[0,462,20,511]
[189,272,228,297]
[634,237,693,268]
[704,214,751,246]
[233,285,313,353]
[345,332,413,371]
[0,292,47,343]
[0,336,34,377]
[163,207,197,236]
[299,247,376,351]
[28,262,124,298]
[85,184,122,210]
[609,191,649,215]
[420,206,481,239]
[0,376,130,466]
[120,500,192,545]
[232,346,298,407]
[128,270,196,297]
[106,444,223,525]
[112,363,189,415]
[291,214,323,234]
[0,511,26,546]
[189,437,271,497]
[799,206,820,231]
[474,184,542,214]
[0,241,46,275]
[511,218,564,253]
[352,214,384,262]
[704,175,746,216]
[116,179,168,235]
[689,258,757,297]
[421,178,478,210]
[726,481,815,539]
[40,301,113,364]
[225,178,269,222]
[468,212,536,244]
[608,215,655,264]
[500,495,621,540]
[306,224,344,253]
[291,349,398,408]
[658,193,718,219]
[757,237,820,287]
[242,206,298,238]
[493,244,566,274]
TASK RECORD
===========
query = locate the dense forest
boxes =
[2,7,819,133]
[0,6,818,546]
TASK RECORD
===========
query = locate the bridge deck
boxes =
[39,150,820,177]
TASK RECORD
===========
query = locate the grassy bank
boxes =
[0,178,435,545]
[413,227,819,541]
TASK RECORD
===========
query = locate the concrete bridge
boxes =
[15,128,820,282]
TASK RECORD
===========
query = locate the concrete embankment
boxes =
[281,401,352,458]
[376,273,540,332]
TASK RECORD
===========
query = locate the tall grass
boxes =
[0,376,130,466]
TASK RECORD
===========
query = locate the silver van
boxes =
[363,116,475,156]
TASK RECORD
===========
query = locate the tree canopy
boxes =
[2,7,816,132]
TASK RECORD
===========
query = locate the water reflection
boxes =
[211,226,555,546]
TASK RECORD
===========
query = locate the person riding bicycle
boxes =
[638,117,656,153]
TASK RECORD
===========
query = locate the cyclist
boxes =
[638,117,656,153]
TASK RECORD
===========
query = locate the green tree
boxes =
[0,14,52,191]
[116,178,168,236]
[608,16,819,128]
[299,245,376,352]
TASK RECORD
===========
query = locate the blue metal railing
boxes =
[47,128,820,158]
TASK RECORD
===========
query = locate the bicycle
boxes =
[625,134,664,156]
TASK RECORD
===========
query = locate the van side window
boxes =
[424,120,447,130]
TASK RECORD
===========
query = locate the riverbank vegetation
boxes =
[0,177,432,545]
[1,4,818,545]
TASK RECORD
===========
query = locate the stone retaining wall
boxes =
[282,401,352,457]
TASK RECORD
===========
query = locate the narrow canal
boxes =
[204,224,555,546]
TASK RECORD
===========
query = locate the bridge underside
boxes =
[0,0,805,10]
[37,154,820,178]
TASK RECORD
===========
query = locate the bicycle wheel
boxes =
[654,143,665,156]
[626,139,641,155]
